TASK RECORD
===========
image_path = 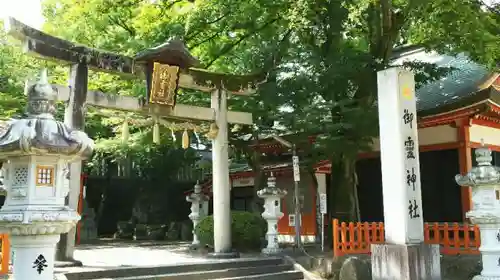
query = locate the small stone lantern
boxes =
[257,173,287,255]
[0,70,94,280]
[186,181,209,247]
[456,144,500,280]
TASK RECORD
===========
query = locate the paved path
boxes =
[55,241,211,274]
[76,243,207,267]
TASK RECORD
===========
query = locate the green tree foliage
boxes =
[0,23,44,118]
[87,128,198,179]
[1,0,496,220]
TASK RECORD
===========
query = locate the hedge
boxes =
[194,211,267,250]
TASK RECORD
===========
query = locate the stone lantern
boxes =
[456,143,500,280]
[257,173,287,255]
[186,181,209,247]
[0,70,94,280]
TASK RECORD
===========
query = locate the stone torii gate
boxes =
[5,17,265,259]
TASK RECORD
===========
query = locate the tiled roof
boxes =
[391,48,492,114]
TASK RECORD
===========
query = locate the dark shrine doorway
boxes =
[355,148,462,222]
[419,149,461,222]
[356,157,384,222]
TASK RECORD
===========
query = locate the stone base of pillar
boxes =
[371,243,441,280]
[55,259,83,267]
[262,247,283,255]
[188,243,203,251]
[11,234,61,280]
[207,251,240,259]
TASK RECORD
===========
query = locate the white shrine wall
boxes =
[469,124,500,146]
[369,124,457,151]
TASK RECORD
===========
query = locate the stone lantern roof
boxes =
[257,173,287,197]
[455,143,500,186]
[0,70,94,159]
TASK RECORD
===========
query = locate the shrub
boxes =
[195,211,267,251]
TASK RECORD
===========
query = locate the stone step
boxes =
[96,264,297,280]
[63,258,286,280]
[214,270,304,280]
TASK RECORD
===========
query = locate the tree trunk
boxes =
[328,154,359,222]
[324,154,359,246]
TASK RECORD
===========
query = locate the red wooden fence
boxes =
[0,234,9,275]
[333,219,480,256]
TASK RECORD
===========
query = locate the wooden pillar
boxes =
[57,62,88,262]
[457,119,472,221]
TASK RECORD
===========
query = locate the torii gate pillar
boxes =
[209,88,238,257]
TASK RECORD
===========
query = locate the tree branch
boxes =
[475,0,500,15]
[108,15,136,37]
[188,30,226,49]
[262,28,292,72]
[379,0,393,62]
[184,12,231,43]
[204,18,280,68]
[367,2,382,58]
[160,0,184,10]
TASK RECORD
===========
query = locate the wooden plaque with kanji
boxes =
[150,62,180,106]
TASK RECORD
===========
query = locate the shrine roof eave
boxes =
[418,84,500,128]
[418,75,500,119]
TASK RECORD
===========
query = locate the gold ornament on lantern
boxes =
[205,123,219,140]
[182,129,190,149]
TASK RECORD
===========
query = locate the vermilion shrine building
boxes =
[200,47,500,242]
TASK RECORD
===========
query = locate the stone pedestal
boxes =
[206,251,241,259]
[11,235,60,280]
[371,243,441,280]
[474,223,500,280]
